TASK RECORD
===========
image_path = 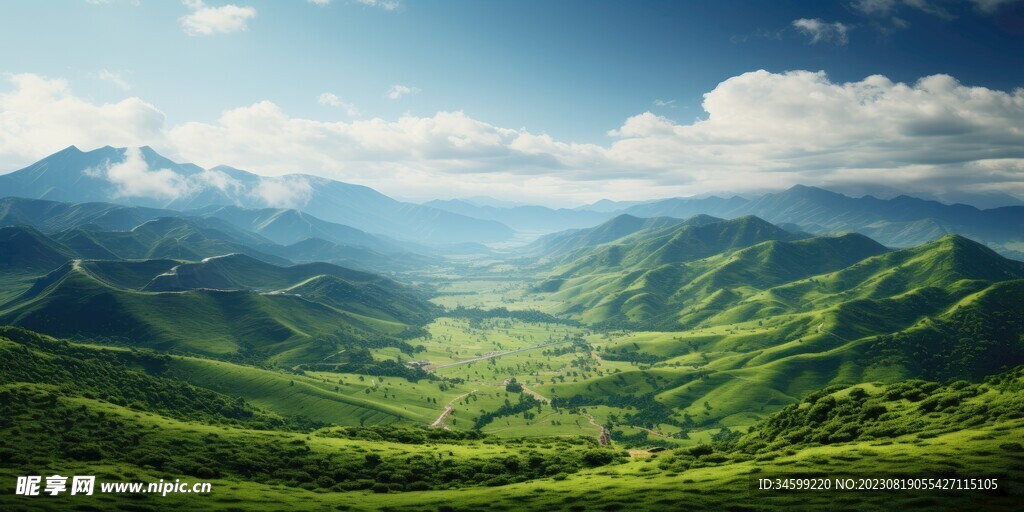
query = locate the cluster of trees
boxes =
[735,368,1024,455]
[543,338,592,357]
[473,395,543,429]
[299,333,434,381]
[552,392,685,430]
[505,377,524,393]
[0,327,305,430]
[321,425,484,444]
[444,306,579,327]
[868,298,1024,381]
[600,347,661,365]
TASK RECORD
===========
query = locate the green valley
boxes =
[1,201,1023,511]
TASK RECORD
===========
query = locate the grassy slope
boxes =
[549,233,888,327]
[532,235,1024,434]
[1,328,1021,511]
[0,264,403,365]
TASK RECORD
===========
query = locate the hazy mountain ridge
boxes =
[622,185,1024,258]
[0,146,514,244]
[422,198,611,233]
[0,197,435,273]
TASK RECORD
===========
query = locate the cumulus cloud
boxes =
[386,84,419,99]
[253,176,314,208]
[87,147,194,200]
[1,70,1023,204]
[0,73,166,165]
[793,18,851,45]
[317,92,359,116]
[180,0,256,36]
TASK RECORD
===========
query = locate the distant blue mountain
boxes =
[422,198,611,233]
[0,146,513,245]
[623,185,1024,259]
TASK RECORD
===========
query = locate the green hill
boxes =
[536,233,1024,433]
[286,274,436,324]
[527,214,702,259]
[0,263,414,365]
[728,234,1024,321]
[0,226,75,273]
[53,217,289,265]
[0,226,79,304]
[76,258,182,289]
[0,196,173,232]
[548,233,888,327]
[552,215,802,278]
[142,253,380,292]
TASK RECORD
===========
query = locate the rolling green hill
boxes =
[141,253,437,323]
[52,217,290,265]
[0,261,422,365]
[2,324,1022,511]
[527,214,702,259]
[552,215,803,278]
[0,196,173,232]
[530,230,1024,437]
[0,226,75,273]
[0,226,79,303]
[141,253,380,291]
[547,233,888,327]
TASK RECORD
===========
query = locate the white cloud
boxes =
[356,0,400,11]
[386,84,419,100]
[653,99,677,108]
[852,0,898,15]
[98,70,131,91]
[88,147,194,200]
[0,73,165,164]
[317,92,359,116]
[253,176,314,208]
[308,0,331,5]
[180,0,256,36]
[1,70,1023,204]
[793,18,851,45]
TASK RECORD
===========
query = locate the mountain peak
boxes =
[781,184,841,198]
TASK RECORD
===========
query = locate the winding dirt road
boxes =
[430,391,475,429]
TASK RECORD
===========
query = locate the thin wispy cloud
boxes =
[653,99,678,108]
[317,92,359,117]
[386,84,419,100]
[852,0,1022,20]
[356,0,400,11]
[98,70,131,91]
[793,18,851,45]
[971,0,1023,12]
[179,0,256,36]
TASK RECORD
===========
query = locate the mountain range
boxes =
[3,147,1023,260]
[0,196,434,273]
[0,146,513,245]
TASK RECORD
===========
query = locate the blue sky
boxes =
[1,0,1023,205]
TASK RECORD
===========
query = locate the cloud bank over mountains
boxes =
[0,69,1022,203]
